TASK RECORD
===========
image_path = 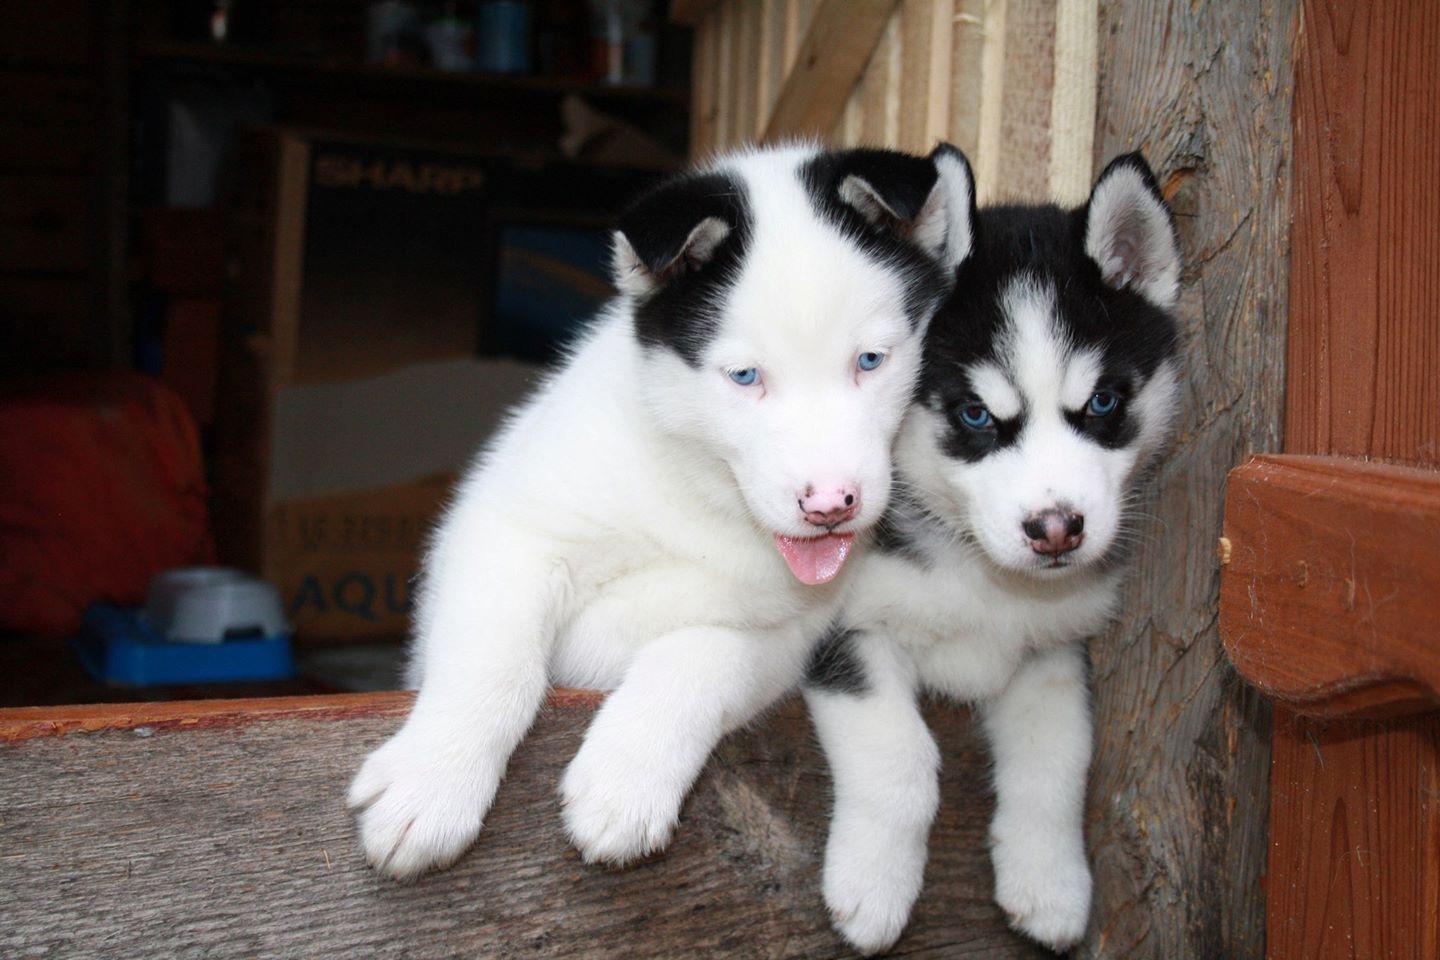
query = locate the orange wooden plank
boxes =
[1267,707,1440,960]
[1220,454,1440,718]
[0,689,606,743]
[1285,0,1440,467]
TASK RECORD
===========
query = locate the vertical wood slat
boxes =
[1084,1,1298,957]
[1285,0,1440,467]
[1047,0,1098,204]
[690,9,721,159]
[1266,1,1440,958]
[1268,708,1440,960]
[992,0,1057,202]
[896,0,954,154]
[973,0,1007,197]
[948,0,987,158]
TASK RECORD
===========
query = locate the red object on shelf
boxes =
[0,373,215,636]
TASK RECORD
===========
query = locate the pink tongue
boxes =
[773,532,856,585]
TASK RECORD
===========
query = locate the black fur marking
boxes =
[799,148,950,328]
[1063,376,1140,449]
[805,622,869,695]
[921,190,1179,463]
[622,171,752,367]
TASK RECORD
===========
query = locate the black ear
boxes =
[612,172,747,298]
[1083,153,1181,309]
[811,145,976,269]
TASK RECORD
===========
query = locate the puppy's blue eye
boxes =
[729,367,759,386]
[1087,391,1120,416]
[857,351,885,372]
[959,404,992,429]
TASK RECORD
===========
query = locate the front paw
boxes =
[347,726,502,880]
[822,820,927,955]
[990,833,1092,951]
[558,738,688,865]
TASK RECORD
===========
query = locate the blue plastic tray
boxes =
[76,604,295,687]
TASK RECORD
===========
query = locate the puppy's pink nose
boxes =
[800,485,860,527]
[1023,509,1084,556]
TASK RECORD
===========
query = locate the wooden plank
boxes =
[715,0,738,150]
[1083,1,1299,957]
[897,0,954,154]
[1047,0,1098,204]
[1253,5,1440,957]
[948,0,987,158]
[733,0,762,143]
[1220,455,1440,718]
[1267,707,1440,960]
[0,692,1050,959]
[973,0,1007,200]
[993,0,1056,201]
[763,0,901,141]
[855,13,897,147]
[689,9,721,160]
[1285,0,1440,468]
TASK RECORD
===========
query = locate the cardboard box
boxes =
[214,129,653,640]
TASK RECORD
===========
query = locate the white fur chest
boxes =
[845,537,1121,702]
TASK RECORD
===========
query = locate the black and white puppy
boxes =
[805,154,1182,953]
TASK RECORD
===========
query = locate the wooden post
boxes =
[1082,1,1300,957]
[1221,1,1440,957]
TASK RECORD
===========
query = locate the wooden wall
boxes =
[1262,1,1440,957]
[678,1,1302,956]
[680,0,1100,205]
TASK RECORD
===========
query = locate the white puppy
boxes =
[348,143,975,878]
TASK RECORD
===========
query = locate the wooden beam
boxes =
[762,0,901,141]
[0,691,1053,958]
[1220,454,1440,718]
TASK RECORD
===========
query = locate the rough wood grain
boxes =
[1285,0,1440,467]
[763,0,900,141]
[0,693,1050,960]
[1267,707,1440,960]
[1083,1,1299,957]
[1220,455,1440,718]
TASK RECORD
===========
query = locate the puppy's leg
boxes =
[981,640,1093,950]
[559,625,802,865]
[806,632,937,956]
[347,518,569,879]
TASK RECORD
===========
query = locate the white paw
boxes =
[558,737,689,865]
[822,820,927,955]
[990,834,1092,951]
[347,726,503,880]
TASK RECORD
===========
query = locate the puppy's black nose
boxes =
[1023,510,1084,556]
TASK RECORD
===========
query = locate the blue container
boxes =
[76,604,296,687]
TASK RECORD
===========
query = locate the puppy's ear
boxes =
[1083,153,1181,309]
[827,145,977,269]
[612,172,745,299]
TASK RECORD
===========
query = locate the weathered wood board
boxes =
[1081,1,1299,958]
[0,692,1049,959]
